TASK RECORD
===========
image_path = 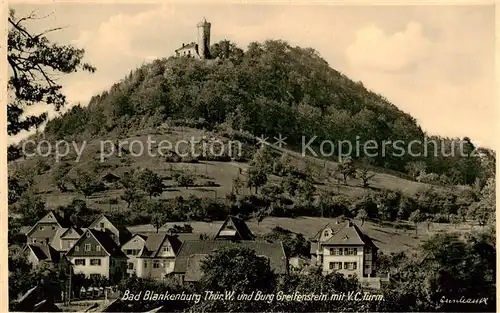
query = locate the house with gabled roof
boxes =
[172,240,288,283]
[65,229,127,281]
[26,211,72,246]
[121,232,182,279]
[87,214,132,246]
[51,226,84,252]
[23,242,62,266]
[213,215,254,240]
[311,220,378,280]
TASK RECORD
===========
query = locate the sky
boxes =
[7,2,497,149]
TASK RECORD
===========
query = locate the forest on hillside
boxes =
[36,40,493,188]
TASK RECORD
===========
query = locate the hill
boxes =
[35,39,485,186]
[8,39,494,236]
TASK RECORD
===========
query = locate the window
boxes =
[110,259,115,266]
[85,244,91,251]
[144,261,148,268]
[32,239,36,243]
[365,264,371,269]
[90,259,101,266]
[96,246,101,252]
[52,226,56,230]
[100,223,105,228]
[75,259,86,266]
[330,248,343,256]
[345,248,357,256]
[128,263,134,270]
[344,262,357,270]
[153,261,160,268]
[39,226,44,230]
[86,232,91,237]
[366,247,371,254]
[75,246,80,252]
[329,262,342,270]
[162,246,169,252]
[90,274,100,280]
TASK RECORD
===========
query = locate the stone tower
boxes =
[197,18,211,59]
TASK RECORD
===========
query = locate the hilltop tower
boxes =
[197,18,211,59]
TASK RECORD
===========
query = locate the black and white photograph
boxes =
[4,1,496,312]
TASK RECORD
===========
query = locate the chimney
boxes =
[44,238,49,245]
[182,43,185,47]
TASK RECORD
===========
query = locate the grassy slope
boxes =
[11,126,467,254]
[128,217,473,255]
[10,126,444,212]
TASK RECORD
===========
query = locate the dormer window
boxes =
[39,226,44,231]
[86,232,91,237]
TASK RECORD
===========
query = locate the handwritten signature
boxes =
[440,296,488,305]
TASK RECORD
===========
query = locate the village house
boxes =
[23,242,62,266]
[172,240,288,284]
[65,229,127,281]
[25,211,72,247]
[87,214,132,246]
[172,215,288,283]
[310,220,383,288]
[213,215,254,240]
[121,233,182,279]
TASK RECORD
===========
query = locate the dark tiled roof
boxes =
[175,42,198,52]
[214,215,254,240]
[310,220,346,241]
[27,244,61,262]
[173,240,288,279]
[89,229,127,258]
[322,222,376,247]
[101,172,120,182]
[137,233,182,258]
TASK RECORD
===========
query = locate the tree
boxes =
[7,9,95,135]
[150,212,167,233]
[408,209,424,236]
[247,167,267,194]
[52,162,71,192]
[404,161,427,180]
[175,173,194,189]
[358,168,375,188]
[69,169,104,200]
[196,247,276,312]
[296,179,316,203]
[466,177,496,227]
[336,157,356,185]
[121,188,145,210]
[17,188,46,225]
[137,169,163,198]
[356,209,368,226]
[232,176,244,195]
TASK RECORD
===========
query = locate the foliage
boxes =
[137,169,163,198]
[336,157,356,185]
[380,229,496,312]
[69,168,105,198]
[52,161,71,192]
[7,9,95,135]
[175,173,194,189]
